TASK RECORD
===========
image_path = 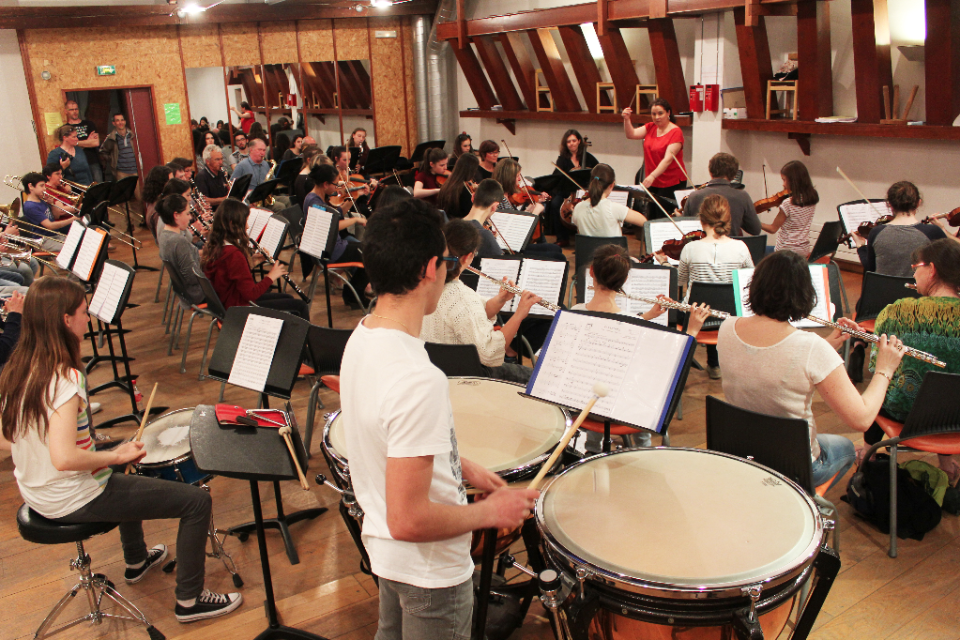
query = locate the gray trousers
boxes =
[54,473,211,600]
[375,576,473,640]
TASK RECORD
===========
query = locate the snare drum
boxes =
[133,408,211,486]
[536,448,825,640]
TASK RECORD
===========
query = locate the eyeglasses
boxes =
[437,256,460,267]
[911,262,929,272]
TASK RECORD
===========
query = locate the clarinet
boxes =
[249,236,310,303]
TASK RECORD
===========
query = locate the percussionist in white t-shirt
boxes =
[339,198,539,638]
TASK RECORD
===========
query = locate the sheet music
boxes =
[733,265,830,328]
[56,220,86,269]
[585,269,671,325]
[648,219,703,266]
[838,201,892,234]
[300,205,336,259]
[607,189,630,207]
[489,211,535,253]
[88,263,129,324]
[246,207,272,242]
[72,227,107,281]
[259,217,287,260]
[673,188,696,209]
[227,314,284,392]
[529,311,692,432]
[476,258,521,310]
[516,259,565,317]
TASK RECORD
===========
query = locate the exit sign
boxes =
[96,65,116,76]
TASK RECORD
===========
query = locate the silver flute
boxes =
[465,265,562,312]
[801,315,946,368]
[600,287,731,319]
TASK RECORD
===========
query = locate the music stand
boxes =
[532,174,562,194]
[86,201,109,228]
[410,139,446,168]
[275,158,304,188]
[245,179,280,207]
[228,174,252,200]
[77,182,112,219]
[361,145,401,176]
[108,175,150,271]
[190,405,328,640]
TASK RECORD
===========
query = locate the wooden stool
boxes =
[635,84,659,112]
[536,68,553,112]
[596,82,617,114]
[766,80,798,120]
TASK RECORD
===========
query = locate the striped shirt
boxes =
[678,238,754,296]
[115,131,138,174]
[775,197,816,256]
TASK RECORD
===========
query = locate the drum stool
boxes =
[16,504,164,640]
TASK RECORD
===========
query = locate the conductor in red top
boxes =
[622,98,687,216]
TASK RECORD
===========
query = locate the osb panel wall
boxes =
[369,16,408,154]
[260,21,298,64]
[335,17,370,61]
[220,22,260,67]
[298,19,335,62]
[22,26,193,162]
[180,24,221,68]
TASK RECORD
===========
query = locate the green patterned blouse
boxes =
[869,297,960,421]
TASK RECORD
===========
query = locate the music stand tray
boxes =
[275,158,304,187]
[78,182,112,218]
[228,174,252,200]
[245,179,281,206]
[410,139,446,164]
[362,145,401,176]
[107,176,139,207]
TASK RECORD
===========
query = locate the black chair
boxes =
[808,221,844,264]
[730,234,768,267]
[685,281,737,333]
[569,235,628,307]
[705,396,841,550]
[193,268,228,382]
[855,272,920,327]
[425,343,485,377]
[823,261,848,321]
[162,261,222,376]
[303,325,353,457]
[16,505,160,639]
[861,372,960,557]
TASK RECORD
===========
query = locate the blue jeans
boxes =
[812,433,856,491]
[375,577,472,640]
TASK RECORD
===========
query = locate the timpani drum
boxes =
[133,408,211,485]
[536,448,826,640]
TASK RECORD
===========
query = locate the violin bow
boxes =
[836,167,888,220]
[762,162,769,199]
[487,215,515,255]
[550,162,585,192]
[636,182,687,236]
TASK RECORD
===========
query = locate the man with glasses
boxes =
[340,198,538,640]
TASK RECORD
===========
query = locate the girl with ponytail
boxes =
[571,164,647,237]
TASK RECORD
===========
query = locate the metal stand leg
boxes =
[228,481,327,565]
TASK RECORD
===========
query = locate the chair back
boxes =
[424,343,485,377]
[808,221,844,263]
[574,235,628,278]
[857,271,920,322]
[306,325,353,376]
[705,395,815,494]
[686,281,737,332]
[192,267,227,319]
[823,261,847,320]
[730,234,767,267]
[162,259,195,308]
[899,372,960,440]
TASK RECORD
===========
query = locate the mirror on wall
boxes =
[184,66,233,170]
[225,65,271,154]
[337,59,375,171]
[299,60,343,155]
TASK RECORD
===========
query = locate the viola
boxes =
[639,230,707,263]
[754,189,791,215]
[922,206,960,227]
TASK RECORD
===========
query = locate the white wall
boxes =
[185,67,230,128]
[0,29,43,183]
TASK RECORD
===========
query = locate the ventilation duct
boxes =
[412,0,459,147]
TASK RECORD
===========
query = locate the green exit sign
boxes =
[96,65,116,76]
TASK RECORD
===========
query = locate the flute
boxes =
[596,287,730,319]
[905,283,917,290]
[464,265,562,312]
[802,315,946,368]
[249,236,311,303]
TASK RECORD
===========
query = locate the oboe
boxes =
[464,265,561,312]
[249,236,310,303]
[598,287,731,319]
[802,315,946,368]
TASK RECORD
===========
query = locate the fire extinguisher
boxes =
[704,84,720,112]
[689,85,705,113]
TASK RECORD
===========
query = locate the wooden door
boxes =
[123,87,163,175]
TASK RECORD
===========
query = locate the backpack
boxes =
[901,460,950,506]
[845,454,942,540]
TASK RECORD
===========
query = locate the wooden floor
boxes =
[1,227,958,640]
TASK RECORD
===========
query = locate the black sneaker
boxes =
[175,589,243,623]
[124,544,168,584]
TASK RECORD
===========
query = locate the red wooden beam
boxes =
[650,0,669,20]
[850,0,892,123]
[796,0,833,120]
[527,28,582,112]
[734,8,776,120]
[498,32,538,109]
[451,43,499,111]
[456,0,467,49]
[557,25,608,113]
[596,27,643,113]
[925,0,960,125]
[648,18,690,112]
[597,0,609,36]
[474,35,525,111]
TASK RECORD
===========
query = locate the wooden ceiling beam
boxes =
[925,0,960,125]
[734,8,777,121]
[528,28,582,112]
[850,0,893,124]
[647,18,690,112]
[498,32,538,110]
[796,0,833,120]
[451,43,499,111]
[474,35,525,112]
[596,27,642,114]
[557,25,607,113]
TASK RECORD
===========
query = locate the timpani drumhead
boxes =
[327,378,568,475]
[538,448,819,588]
[137,408,195,467]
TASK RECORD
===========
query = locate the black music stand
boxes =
[108,176,150,271]
[362,145,401,176]
[275,158,304,188]
[228,174,252,200]
[77,182,112,219]
[205,306,322,564]
[245,179,280,207]
[190,405,328,640]
[410,140,446,168]
[86,201,109,228]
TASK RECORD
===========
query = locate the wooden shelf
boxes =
[460,109,692,134]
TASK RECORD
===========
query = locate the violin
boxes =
[678,181,712,211]
[838,214,895,248]
[465,180,478,196]
[922,207,960,227]
[754,189,791,215]
[559,191,586,228]
[639,230,707,263]
[329,173,371,208]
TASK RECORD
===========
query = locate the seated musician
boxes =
[0,277,242,623]
[680,153,760,236]
[328,145,377,217]
[413,148,450,205]
[864,239,960,481]
[464,179,563,259]
[42,163,78,220]
[716,251,906,490]
[200,199,308,319]
[20,172,70,253]
[549,129,598,248]
[193,144,230,211]
[569,164,647,237]
[421,219,541,384]
[0,290,24,366]
[436,153,480,220]
[156,194,204,306]
[475,140,499,181]
[447,131,473,172]
[493,158,546,217]
[340,200,536,638]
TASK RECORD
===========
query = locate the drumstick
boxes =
[125,383,158,475]
[278,426,310,490]
[527,383,610,492]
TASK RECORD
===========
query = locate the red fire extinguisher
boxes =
[704,84,720,112]
[689,85,705,113]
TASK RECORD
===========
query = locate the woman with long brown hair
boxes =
[437,153,480,219]
[0,277,242,622]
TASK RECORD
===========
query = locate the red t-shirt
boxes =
[415,170,441,205]
[240,110,255,135]
[643,122,686,188]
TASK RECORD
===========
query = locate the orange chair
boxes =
[859,371,960,557]
[303,325,354,456]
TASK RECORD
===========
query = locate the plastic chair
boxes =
[16,505,161,639]
[568,235,628,307]
[730,234,767,267]
[424,343,486,377]
[303,325,353,457]
[860,372,960,557]
[854,272,920,329]
[808,221,844,264]
[705,395,841,551]
[193,268,228,382]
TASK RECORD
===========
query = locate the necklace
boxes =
[370,313,412,335]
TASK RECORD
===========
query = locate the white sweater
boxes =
[420,279,506,367]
